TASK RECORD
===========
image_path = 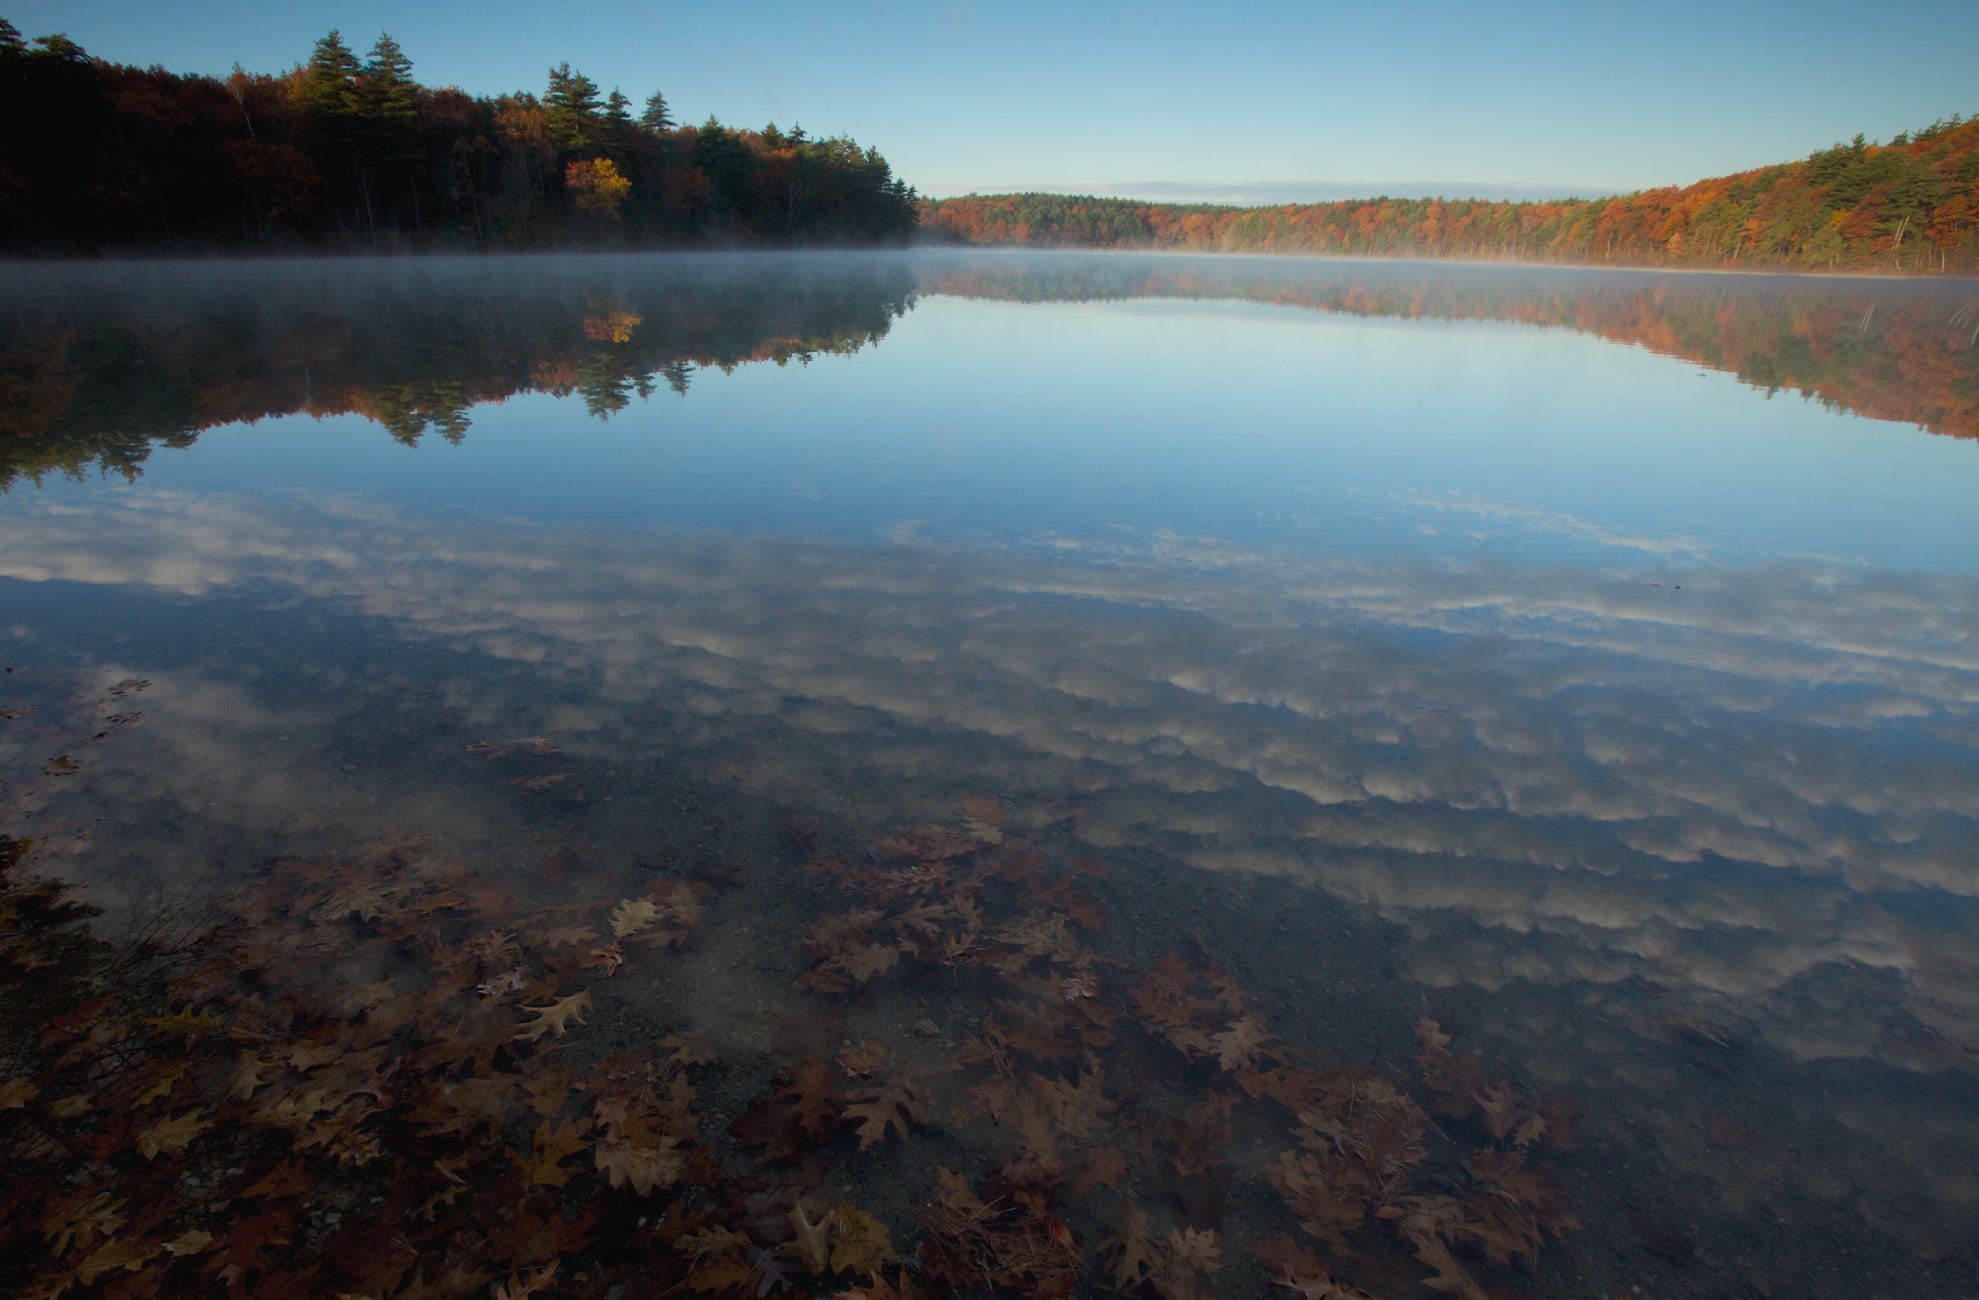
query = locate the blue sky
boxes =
[11,1,1977,200]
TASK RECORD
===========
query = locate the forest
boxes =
[0,22,919,252]
[921,117,1979,275]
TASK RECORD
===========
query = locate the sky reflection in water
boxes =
[4,252,1979,1293]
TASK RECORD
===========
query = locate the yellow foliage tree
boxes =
[566,157,631,219]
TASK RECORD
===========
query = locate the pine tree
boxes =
[302,30,360,119]
[544,63,602,154]
[640,90,673,134]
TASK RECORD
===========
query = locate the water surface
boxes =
[4,251,1978,1297]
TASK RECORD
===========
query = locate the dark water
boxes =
[3,251,1979,1297]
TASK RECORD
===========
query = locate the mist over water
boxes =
[5,250,1979,1296]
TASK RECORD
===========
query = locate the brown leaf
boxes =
[844,1078,926,1149]
[594,1134,682,1194]
[513,991,591,1042]
[518,1116,592,1188]
[42,754,79,775]
[136,1109,206,1159]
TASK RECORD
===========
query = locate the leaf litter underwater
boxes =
[0,778,1600,1299]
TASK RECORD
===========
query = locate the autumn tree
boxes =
[567,156,631,219]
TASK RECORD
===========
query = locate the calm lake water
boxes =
[4,250,1979,1297]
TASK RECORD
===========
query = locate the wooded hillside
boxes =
[922,118,1979,274]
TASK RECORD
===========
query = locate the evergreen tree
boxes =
[302,30,360,118]
[543,63,602,154]
[604,88,632,131]
[640,89,673,134]
[361,33,417,130]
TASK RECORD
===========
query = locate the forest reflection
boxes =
[4,251,1977,491]
[916,252,1979,441]
[0,252,918,488]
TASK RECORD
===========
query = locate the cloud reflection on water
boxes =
[3,489,1977,1081]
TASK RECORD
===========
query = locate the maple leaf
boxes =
[137,1109,206,1159]
[610,897,659,938]
[594,1133,682,1194]
[1166,1226,1223,1275]
[514,991,591,1042]
[42,1193,126,1254]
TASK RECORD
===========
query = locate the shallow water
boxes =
[4,250,1978,1297]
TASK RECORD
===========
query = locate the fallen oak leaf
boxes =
[42,754,79,775]
[610,897,659,938]
[137,1109,207,1159]
[844,1078,926,1149]
[587,941,625,977]
[514,991,591,1042]
[0,1076,37,1109]
[508,773,571,792]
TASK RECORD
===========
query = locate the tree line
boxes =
[922,117,1979,275]
[0,21,918,252]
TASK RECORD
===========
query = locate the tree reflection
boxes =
[0,255,917,488]
[916,253,1979,441]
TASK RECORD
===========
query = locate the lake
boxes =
[3,250,1978,1297]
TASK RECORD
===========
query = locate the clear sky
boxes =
[10,0,1977,201]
